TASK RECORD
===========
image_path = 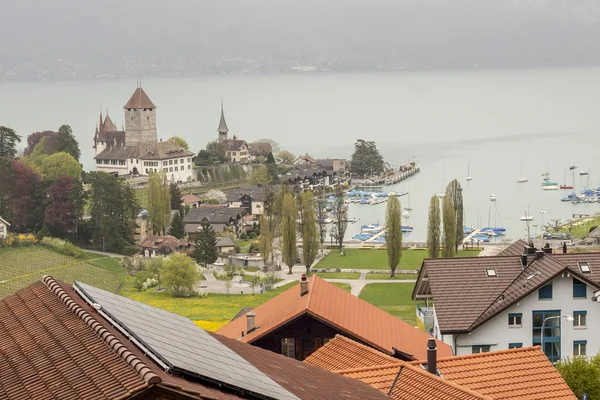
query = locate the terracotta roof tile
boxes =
[412,346,576,400]
[181,193,201,204]
[0,280,150,400]
[217,276,452,360]
[124,87,156,109]
[304,334,399,371]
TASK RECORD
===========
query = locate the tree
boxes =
[0,126,22,158]
[545,219,562,233]
[44,175,84,236]
[301,191,320,273]
[206,140,227,163]
[161,253,200,297]
[445,179,464,251]
[266,152,276,165]
[281,193,297,274]
[249,164,273,185]
[169,182,183,213]
[258,214,272,270]
[147,170,171,235]
[0,158,42,232]
[57,125,81,161]
[314,189,327,245]
[331,186,349,253]
[168,212,185,239]
[277,150,295,164]
[193,221,218,267]
[349,139,384,177]
[40,152,82,182]
[386,195,403,277]
[427,195,441,258]
[205,189,226,204]
[168,136,189,150]
[557,354,600,400]
[442,195,457,257]
[254,139,280,154]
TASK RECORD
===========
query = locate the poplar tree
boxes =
[427,195,441,258]
[301,191,320,274]
[258,213,272,270]
[281,192,297,274]
[331,185,349,253]
[147,170,171,235]
[385,195,403,277]
[445,179,464,251]
[442,195,457,257]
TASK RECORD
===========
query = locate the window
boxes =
[281,338,295,358]
[169,167,173,172]
[508,313,523,327]
[574,340,587,356]
[188,165,191,170]
[175,167,178,171]
[119,160,125,165]
[485,268,497,277]
[533,310,561,363]
[539,283,553,300]
[163,161,168,166]
[472,345,490,354]
[169,160,173,165]
[509,343,523,349]
[188,158,191,162]
[573,311,587,327]
[573,278,587,298]
[174,159,178,164]
[103,160,109,164]
[111,160,117,165]
[578,262,591,273]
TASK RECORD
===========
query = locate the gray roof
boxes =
[183,207,245,224]
[216,236,236,248]
[95,140,193,161]
[226,185,267,202]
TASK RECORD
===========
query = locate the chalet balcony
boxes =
[416,304,434,329]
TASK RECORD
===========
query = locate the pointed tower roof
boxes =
[124,87,156,109]
[218,99,229,133]
[103,112,117,132]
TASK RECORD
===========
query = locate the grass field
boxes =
[310,272,361,279]
[560,215,600,239]
[315,248,479,270]
[330,282,351,292]
[122,281,299,331]
[0,247,126,299]
[365,273,419,280]
[358,282,421,326]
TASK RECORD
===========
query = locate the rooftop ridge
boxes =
[42,275,161,386]
[410,345,542,365]
[334,362,403,374]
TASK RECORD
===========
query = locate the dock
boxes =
[462,229,482,244]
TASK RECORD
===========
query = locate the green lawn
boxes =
[560,215,600,239]
[122,281,298,331]
[331,282,352,292]
[310,272,361,279]
[0,247,126,299]
[236,239,253,252]
[365,273,419,280]
[358,283,421,326]
[315,248,479,270]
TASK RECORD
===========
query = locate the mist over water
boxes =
[1,68,599,240]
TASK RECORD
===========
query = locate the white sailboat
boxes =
[520,208,534,221]
[466,162,472,182]
[517,159,528,183]
[403,193,411,218]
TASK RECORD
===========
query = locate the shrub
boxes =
[239,232,247,240]
[161,253,201,297]
[41,237,84,258]
[133,270,151,291]
[120,254,146,274]
[122,245,139,256]
[248,232,257,239]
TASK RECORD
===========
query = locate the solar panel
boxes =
[74,282,298,400]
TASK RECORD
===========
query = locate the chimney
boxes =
[246,312,256,333]
[543,243,552,255]
[535,250,544,260]
[300,274,309,296]
[521,253,528,268]
[563,242,568,254]
[427,338,437,375]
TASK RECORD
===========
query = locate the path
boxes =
[82,249,125,258]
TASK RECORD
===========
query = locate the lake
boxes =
[1,68,599,241]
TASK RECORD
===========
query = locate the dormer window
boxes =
[578,262,591,273]
[485,269,497,277]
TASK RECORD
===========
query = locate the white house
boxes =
[0,216,10,239]
[226,185,266,216]
[413,239,600,363]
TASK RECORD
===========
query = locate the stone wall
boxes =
[124,108,157,144]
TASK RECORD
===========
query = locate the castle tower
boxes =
[124,86,157,145]
[218,99,229,142]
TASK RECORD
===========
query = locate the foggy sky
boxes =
[2,0,600,70]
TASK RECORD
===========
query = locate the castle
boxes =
[93,86,194,182]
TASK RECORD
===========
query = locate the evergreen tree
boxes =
[193,222,218,267]
[0,126,22,158]
[445,179,464,251]
[385,195,403,277]
[301,191,320,273]
[147,170,171,235]
[57,125,81,161]
[266,152,276,164]
[258,214,272,270]
[331,186,349,253]
[168,212,185,239]
[281,192,297,274]
[427,195,441,258]
[442,195,457,257]
[349,139,384,177]
[169,182,183,213]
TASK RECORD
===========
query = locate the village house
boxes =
[181,193,202,209]
[227,185,267,216]
[304,334,576,399]
[413,239,600,363]
[183,206,246,239]
[217,275,451,361]
[285,166,336,189]
[0,277,387,400]
[133,210,152,243]
[138,235,192,257]
[93,86,194,182]
[216,236,236,253]
[293,153,317,166]
[315,158,346,174]
[0,215,9,239]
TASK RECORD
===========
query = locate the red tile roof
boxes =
[124,87,156,109]
[181,193,202,204]
[217,275,452,360]
[411,346,576,400]
[304,334,399,371]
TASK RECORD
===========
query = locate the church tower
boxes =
[124,85,157,145]
[218,99,229,142]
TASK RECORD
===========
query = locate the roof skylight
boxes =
[485,269,497,277]
[578,262,591,273]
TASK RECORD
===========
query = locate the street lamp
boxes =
[541,315,573,362]
[540,209,547,227]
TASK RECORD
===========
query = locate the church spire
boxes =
[218,98,229,134]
